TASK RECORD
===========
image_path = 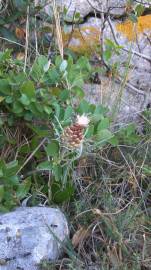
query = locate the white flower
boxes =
[76,114,90,127]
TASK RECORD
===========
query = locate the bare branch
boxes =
[116,76,145,95]
[24,5,30,72]
[0,36,25,47]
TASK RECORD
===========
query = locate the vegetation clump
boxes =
[0,1,151,269]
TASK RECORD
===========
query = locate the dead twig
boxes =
[53,0,64,59]
[0,36,25,47]
[24,5,30,72]
[17,138,47,175]
[116,76,145,95]
[75,198,134,220]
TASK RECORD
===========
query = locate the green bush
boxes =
[0,50,121,211]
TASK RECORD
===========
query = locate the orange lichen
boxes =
[116,15,151,41]
[62,26,100,54]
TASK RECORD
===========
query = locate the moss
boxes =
[62,26,100,55]
[116,15,151,41]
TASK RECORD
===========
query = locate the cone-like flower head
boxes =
[76,114,90,127]
[61,115,89,149]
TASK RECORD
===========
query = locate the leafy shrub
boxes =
[0,50,120,211]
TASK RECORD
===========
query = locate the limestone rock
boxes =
[36,0,151,21]
[63,15,151,90]
[84,78,147,124]
[63,15,151,122]
[0,207,69,270]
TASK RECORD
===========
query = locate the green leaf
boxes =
[0,160,6,172]
[7,175,19,185]
[43,60,51,72]
[46,141,59,157]
[43,105,52,114]
[71,75,84,88]
[19,94,30,105]
[60,60,68,72]
[85,125,94,138]
[0,185,4,202]
[55,55,62,67]
[59,89,69,101]
[13,102,23,114]
[19,144,30,154]
[21,81,35,100]
[5,96,13,103]
[63,106,73,121]
[0,26,17,42]
[118,123,140,145]
[94,105,108,115]
[53,164,62,181]
[109,135,119,146]
[0,79,11,95]
[16,177,31,199]
[76,56,91,71]
[37,161,52,170]
[129,14,138,23]
[31,55,50,82]
[38,56,49,68]
[4,160,19,177]
[135,4,145,17]
[28,103,43,118]
[0,169,3,177]
[6,160,18,169]
[14,72,27,84]
[103,50,112,61]
[53,102,60,118]
[142,166,151,176]
[0,49,11,62]
[27,124,50,137]
[47,67,60,84]
[52,182,74,203]
[24,112,33,121]
[77,100,90,114]
[97,118,110,131]
[72,87,84,98]
[74,12,81,19]
[96,129,113,142]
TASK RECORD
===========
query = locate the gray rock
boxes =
[35,0,150,21]
[64,15,151,122]
[0,207,69,270]
[84,78,149,125]
[63,15,151,92]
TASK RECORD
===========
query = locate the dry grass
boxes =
[38,142,151,270]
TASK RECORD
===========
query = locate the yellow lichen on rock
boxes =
[62,26,100,54]
[116,15,151,40]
